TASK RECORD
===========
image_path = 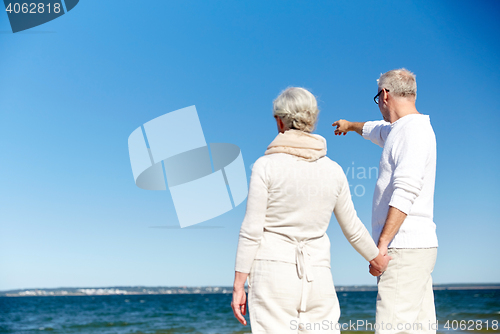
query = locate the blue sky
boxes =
[1,0,499,291]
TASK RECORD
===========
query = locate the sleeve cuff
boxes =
[389,189,414,215]
[361,121,375,140]
[365,246,380,262]
[234,266,251,274]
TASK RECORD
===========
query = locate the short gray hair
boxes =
[273,87,319,133]
[377,68,417,100]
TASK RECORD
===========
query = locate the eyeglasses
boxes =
[374,88,390,104]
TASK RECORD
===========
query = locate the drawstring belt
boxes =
[295,240,314,312]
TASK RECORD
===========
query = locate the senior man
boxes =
[333,68,438,334]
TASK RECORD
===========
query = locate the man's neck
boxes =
[389,103,420,123]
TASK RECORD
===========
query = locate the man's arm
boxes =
[332,119,365,136]
[369,206,407,276]
[378,206,407,250]
[333,119,391,147]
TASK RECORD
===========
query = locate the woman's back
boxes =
[254,152,345,241]
[235,136,377,274]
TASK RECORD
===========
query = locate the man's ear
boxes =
[382,89,390,105]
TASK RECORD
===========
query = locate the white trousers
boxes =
[248,259,341,334]
[376,248,438,334]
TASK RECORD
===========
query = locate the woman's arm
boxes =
[333,172,391,273]
[232,157,270,325]
[234,157,270,274]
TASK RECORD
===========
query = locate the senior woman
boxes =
[231,87,390,333]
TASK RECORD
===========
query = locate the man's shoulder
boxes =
[393,114,435,138]
[388,115,436,159]
[401,114,432,128]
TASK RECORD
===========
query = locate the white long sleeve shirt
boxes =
[234,152,379,274]
[362,114,438,248]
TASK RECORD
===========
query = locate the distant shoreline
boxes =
[1,283,499,297]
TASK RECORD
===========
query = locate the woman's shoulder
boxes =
[254,154,345,173]
[249,155,274,173]
[253,152,292,163]
[318,156,344,171]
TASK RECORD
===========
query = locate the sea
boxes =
[0,289,498,333]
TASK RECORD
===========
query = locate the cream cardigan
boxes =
[234,130,379,276]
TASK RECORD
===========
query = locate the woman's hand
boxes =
[231,285,247,326]
[231,271,249,326]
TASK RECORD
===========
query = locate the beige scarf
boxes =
[264,129,327,162]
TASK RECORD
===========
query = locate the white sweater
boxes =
[234,150,379,274]
[362,114,438,248]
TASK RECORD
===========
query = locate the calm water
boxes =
[0,290,498,333]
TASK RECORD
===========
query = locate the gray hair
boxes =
[273,87,319,133]
[377,68,417,100]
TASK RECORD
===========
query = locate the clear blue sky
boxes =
[1,0,499,291]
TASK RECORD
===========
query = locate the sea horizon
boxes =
[2,282,499,297]
[1,287,498,334]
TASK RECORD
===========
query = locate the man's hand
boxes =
[369,264,382,276]
[332,120,365,136]
[368,248,392,276]
[332,119,350,135]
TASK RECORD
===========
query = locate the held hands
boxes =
[368,245,392,276]
[231,285,247,326]
[332,119,350,135]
